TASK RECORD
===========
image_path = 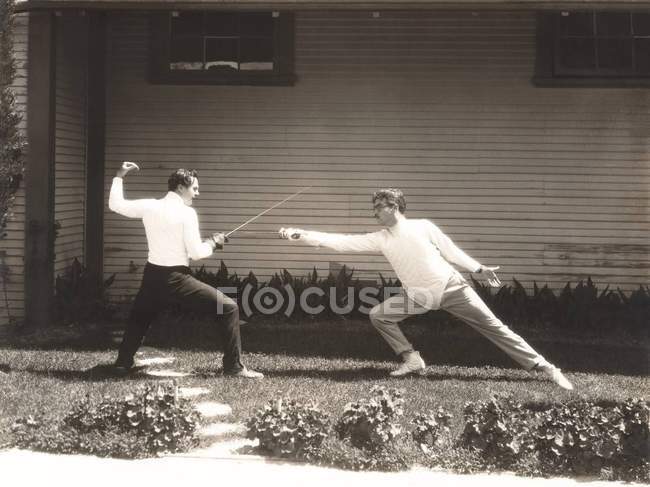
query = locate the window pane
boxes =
[205,38,239,72]
[635,39,650,75]
[240,38,274,71]
[558,38,596,69]
[558,12,594,36]
[171,12,203,37]
[170,36,204,70]
[632,13,650,35]
[239,13,274,37]
[597,39,633,71]
[596,12,631,37]
[205,13,238,36]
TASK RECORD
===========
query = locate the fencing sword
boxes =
[224,186,312,239]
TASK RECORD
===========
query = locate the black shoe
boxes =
[112,364,133,377]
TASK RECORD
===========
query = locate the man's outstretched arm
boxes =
[279,227,382,253]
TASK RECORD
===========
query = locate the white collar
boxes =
[165,191,185,204]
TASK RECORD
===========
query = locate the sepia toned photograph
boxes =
[0,0,648,485]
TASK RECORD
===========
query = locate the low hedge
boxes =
[246,389,649,481]
[183,262,649,338]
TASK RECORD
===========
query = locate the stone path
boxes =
[132,353,256,460]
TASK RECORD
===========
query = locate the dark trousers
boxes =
[116,262,244,373]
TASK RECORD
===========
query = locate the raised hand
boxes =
[480,265,502,288]
[117,161,140,178]
[278,227,303,240]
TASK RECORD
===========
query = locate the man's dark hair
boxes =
[168,169,198,192]
[372,188,406,214]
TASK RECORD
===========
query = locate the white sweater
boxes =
[108,177,213,266]
[301,218,480,309]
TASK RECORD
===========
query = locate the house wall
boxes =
[54,14,88,279]
[0,13,29,329]
[104,10,649,302]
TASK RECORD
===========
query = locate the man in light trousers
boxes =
[279,188,573,390]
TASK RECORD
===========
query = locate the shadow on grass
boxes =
[228,367,541,385]
[10,364,154,383]
[234,325,650,377]
[4,319,648,377]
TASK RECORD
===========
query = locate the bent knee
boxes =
[368,305,383,325]
[221,296,239,314]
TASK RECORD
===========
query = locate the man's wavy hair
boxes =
[372,188,406,214]
[168,168,198,192]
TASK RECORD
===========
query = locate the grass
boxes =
[0,318,648,478]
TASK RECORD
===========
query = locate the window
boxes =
[150,11,295,85]
[534,11,650,87]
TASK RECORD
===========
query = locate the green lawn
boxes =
[0,319,648,480]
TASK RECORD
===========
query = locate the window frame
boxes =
[533,11,650,88]
[149,10,295,86]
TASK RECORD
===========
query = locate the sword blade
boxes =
[225,186,312,238]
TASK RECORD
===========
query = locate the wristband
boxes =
[476,265,483,273]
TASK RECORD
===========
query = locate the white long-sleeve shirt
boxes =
[108,177,213,266]
[301,218,481,310]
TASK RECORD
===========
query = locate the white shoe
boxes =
[538,364,574,390]
[390,351,426,377]
[225,367,264,379]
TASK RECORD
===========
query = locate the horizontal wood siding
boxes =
[0,14,29,329]
[54,15,87,280]
[104,10,649,301]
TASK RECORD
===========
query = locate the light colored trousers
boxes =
[368,273,548,371]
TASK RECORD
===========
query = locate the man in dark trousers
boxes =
[280,188,573,389]
[109,161,263,378]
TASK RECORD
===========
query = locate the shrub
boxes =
[411,407,453,453]
[535,398,650,481]
[0,0,26,323]
[54,258,116,325]
[313,436,411,472]
[245,398,331,459]
[184,262,648,339]
[11,383,200,458]
[335,386,404,451]
[0,0,25,238]
[460,395,537,469]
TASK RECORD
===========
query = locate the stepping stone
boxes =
[198,422,246,437]
[195,401,232,417]
[137,357,176,366]
[181,438,263,460]
[145,369,191,378]
[178,387,210,398]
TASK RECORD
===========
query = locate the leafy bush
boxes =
[0,0,26,323]
[335,386,404,451]
[241,389,648,480]
[460,395,537,469]
[54,258,116,325]
[313,436,411,472]
[0,0,25,238]
[472,276,649,338]
[411,407,453,452]
[245,398,330,459]
[459,395,650,481]
[535,398,650,481]
[183,263,648,338]
[11,383,200,458]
